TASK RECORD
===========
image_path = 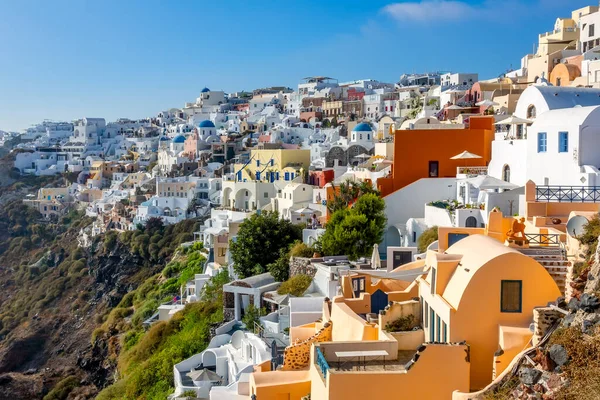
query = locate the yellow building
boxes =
[233,147,310,183]
[419,234,561,390]
[248,210,563,398]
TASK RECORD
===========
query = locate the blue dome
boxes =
[353,122,372,132]
[172,135,186,143]
[199,120,215,128]
[201,87,210,93]
[159,136,169,141]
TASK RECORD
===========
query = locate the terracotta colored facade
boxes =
[377,116,495,197]
[308,169,334,188]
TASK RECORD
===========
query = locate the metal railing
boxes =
[524,233,561,246]
[316,347,330,379]
[535,186,600,203]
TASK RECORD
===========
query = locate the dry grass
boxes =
[549,326,600,400]
[482,376,519,400]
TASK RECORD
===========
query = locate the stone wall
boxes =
[289,257,317,278]
[282,322,332,371]
[532,307,563,346]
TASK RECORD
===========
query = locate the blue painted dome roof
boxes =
[173,135,186,143]
[199,120,215,128]
[353,122,372,132]
[159,136,169,141]
[201,87,210,93]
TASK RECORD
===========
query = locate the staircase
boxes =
[517,247,569,295]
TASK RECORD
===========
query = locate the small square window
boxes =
[501,280,522,313]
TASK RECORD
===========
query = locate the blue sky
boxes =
[0,0,592,131]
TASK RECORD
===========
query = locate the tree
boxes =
[327,180,379,214]
[331,116,339,127]
[230,211,302,278]
[319,193,386,260]
[268,246,292,282]
[417,226,438,253]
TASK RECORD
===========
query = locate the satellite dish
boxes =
[566,215,589,237]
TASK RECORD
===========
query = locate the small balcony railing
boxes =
[524,233,561,246]
[457,166,487,176]
[316,347,330,379]
[535,186,600,203]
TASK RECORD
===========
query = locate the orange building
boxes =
[378,116,495,197]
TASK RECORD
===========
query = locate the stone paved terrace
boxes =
[329,350,415,372]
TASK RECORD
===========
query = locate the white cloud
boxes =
[383,1,475,22]
[382,0,514,22]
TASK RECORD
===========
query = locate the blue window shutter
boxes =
[537,132,547,153]
[284,172,289,181]
[559,132,568,153]
[256,171,261,180]
[276,172,280,180]
[256,160,260,167]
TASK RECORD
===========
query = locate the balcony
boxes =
[456,166,487,177]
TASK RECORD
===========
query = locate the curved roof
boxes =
[201,87,210,93]
[439,234,523,309]
[515,86,600,118]
[533,105,600,127]
[352,122,372,132]
[173,135,186,143]
[159,136,170,141]
[199,120,215,128]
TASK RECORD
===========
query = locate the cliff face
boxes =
[0,225,162,400]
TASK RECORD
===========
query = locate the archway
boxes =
[502,164,511,182]
[465,216,478,228]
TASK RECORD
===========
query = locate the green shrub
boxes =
[42,376,79,400]
[277,275,312,297]
[384,314,417,332]
[289,242,314,258]
[241,304,265,330]
[417,226,438,253]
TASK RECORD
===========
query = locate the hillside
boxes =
[0,173,206,399]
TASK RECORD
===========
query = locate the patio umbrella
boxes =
[371,244,381,270]
[462,175,519,190]
[187,368,222,383]
[446,105,464,110]
[450,151,482,160]
[373,159,393,165]
[476,99,499,107]
[354,153,371,159]
[295,206,314,215]
[494,115,532,125]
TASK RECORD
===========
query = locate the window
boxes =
[590,24,595,37]
[429,309,435,341]
[559,132,568,153]
[423,301,429,328]
[256,171,261,180]
[501,280,522,313]
[442,321,447,343]
[527,105,536,119]
[430,267,436,294]
[503,165,511,182]
[537,132,547,152]
[436,315,441,341]
[428,161,439,177]
[256,160,260,167]
[264,192,268,198]
[412,231,417,243]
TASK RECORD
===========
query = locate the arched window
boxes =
[527,105,536,119]
[503,164,511,182]
[465,216,478,228]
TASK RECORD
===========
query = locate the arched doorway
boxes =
[502,164,511,182]
[465,216,478,228]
